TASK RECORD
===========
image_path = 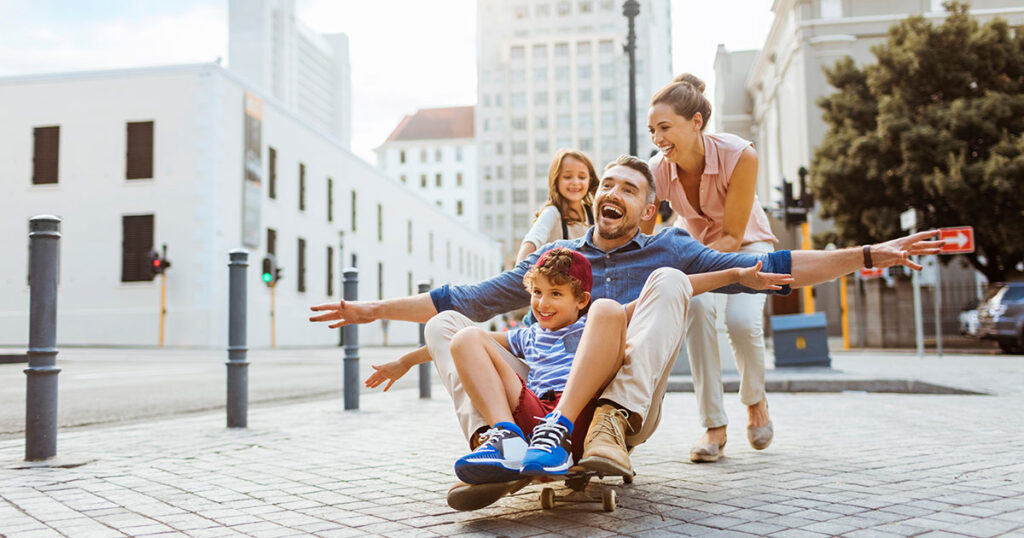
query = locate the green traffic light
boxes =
[262,273,272,282]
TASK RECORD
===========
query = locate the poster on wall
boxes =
[242,92,263,248]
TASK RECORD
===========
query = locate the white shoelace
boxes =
[529,411,569,454]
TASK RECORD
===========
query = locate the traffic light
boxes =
[147,249,171,278]
[261,254,277,286]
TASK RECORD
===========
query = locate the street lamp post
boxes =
[623,0,640,156]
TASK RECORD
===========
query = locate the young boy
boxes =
[448,247,613,484]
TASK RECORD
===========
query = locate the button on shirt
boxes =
[429,227,792,322]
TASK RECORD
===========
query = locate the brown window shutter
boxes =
[32,126,60,185]
[126,121,154,180]
[327,246,334,296]
[122,215,154,282]
[268,146,277,199]
[267,228,277,256]
[297,237,307,292]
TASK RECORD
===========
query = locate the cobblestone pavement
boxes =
[2,352,1023,537]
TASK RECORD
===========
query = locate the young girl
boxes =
[515,150,598,263]
[642,73,779,463]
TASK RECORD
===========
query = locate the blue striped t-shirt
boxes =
[506,316,587,397]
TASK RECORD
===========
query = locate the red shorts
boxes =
[511,376,599,463]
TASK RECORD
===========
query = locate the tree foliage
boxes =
[811,2,1024,282]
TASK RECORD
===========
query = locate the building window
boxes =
[555,42,569,56]
[456,146,463,161]
[407,220,413,253]
[408,271,413,295]
[534,90,548,105]
[535,116,549,129]
[496,166,504,179]
[429,231,434,262]
[600,0,614,11]
[400,174,406,183]
[435,148,442,162]
[578,65,592,79]
[267,228,277,256]
[514,213,529,228]
[298,163,306,211]
[577,41,592,56]
[377,203,383,242]
[497,214,505,229]
[535,140,550,153]
[457,172,464,186]
[485,190,493,204]
[580,138,594,151]
[556,90,570,106]
[433,173,440,187]
[557,113,572,129]
[579,89,593,104]
[600,63,616,79]
[511,69,525,84]
[484,215,494,229]
[399,150,406,163]
[510,45,525,59]
[456,200,464,216]
[420,174,427,187]
[121,214,154,282]
[515,4,528,19]
[297,237,306,292]
[578,1,593,13]
[511,117,527,130]
[557,2,570,16]
[126,121,154,180]
[536,163,548,177]
[536,3,550,16]
[512,165,527,179]
[579,113,594,129]
[512,141,527,155]
[601,87,616,102]
[510,93,526,107]
[496,142,504,155]
[496,190,505,204]
[327,178,334,222]
[820,0,842,18]
[327,246,334,296]
[32,126,59,185]
[268,146,277,199]
[513,189,528,203]
[351,190,357,231]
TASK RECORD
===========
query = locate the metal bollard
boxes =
[343,268,359,410]
[226,249,249,428]
[25,215,61,461]
[417,281,431,399]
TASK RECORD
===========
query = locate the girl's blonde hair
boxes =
[538,149,598,223]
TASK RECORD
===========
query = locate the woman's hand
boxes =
[364,360,411,392]
[737,261,794,291]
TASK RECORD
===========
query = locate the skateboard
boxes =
[534,465,633,512]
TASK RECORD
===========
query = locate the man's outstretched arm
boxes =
[309,293,437,329]
[790,230,944,288]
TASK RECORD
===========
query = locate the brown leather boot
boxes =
[578,403,633,476]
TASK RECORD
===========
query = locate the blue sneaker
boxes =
[520,411,574,476]
[454,422,528,484]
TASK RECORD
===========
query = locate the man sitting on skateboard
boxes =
[310,155,943,510]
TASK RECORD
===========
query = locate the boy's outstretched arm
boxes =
[365,345,432,392]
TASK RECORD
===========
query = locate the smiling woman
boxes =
[644,73,780,463]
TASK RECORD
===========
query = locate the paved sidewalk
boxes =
[2,352,1024,537]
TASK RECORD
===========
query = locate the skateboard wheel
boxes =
[540,487,556,509]
[602,489,616,512]
[623,474,633,485]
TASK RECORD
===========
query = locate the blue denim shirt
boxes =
[430,227,792,322]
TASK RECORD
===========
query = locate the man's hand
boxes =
[309,300,378,329]
[364,360,411,392]
[737,261,795,291]
[870,230,945,270]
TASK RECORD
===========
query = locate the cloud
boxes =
[0,3,227,76]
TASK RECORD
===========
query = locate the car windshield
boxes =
[1003,287,1024,302]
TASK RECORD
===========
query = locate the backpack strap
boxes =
[561,219,569,240]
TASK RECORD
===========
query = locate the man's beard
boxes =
[597,221,630,240]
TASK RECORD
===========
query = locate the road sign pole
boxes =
[934,266,943,359]
[159,272,167,347]
[801,222,814,314]
[911,254,925,359]
[840,274,850,351]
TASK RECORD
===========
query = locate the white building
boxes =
[228,0,352,149]
[476,0,673,260]
[716,0,1024,329]
[374,107,478,229]
[0,64,501,348]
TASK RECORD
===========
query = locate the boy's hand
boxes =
[364,360,411,392]
[738,261,794,291]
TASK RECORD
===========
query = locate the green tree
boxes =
[811,2,1024,282]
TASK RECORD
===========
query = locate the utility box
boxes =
[771,312,831,368]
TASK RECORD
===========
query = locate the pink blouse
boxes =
[648,132,777,246]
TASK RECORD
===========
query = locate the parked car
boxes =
[977,282,1024,353]
[958,299,980,337]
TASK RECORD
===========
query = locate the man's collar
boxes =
[582,227,645,253]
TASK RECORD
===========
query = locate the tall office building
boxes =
[229,0,352,148]
[476,0,672,261]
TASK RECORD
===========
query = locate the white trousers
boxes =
[685,241,773,429]
[424,267,693,447]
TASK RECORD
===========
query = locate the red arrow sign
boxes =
[939,226,974,254]
[859,267,884,279]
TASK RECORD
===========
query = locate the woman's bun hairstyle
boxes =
[651,73,712,131]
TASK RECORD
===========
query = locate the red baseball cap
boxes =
[535,248,593,293]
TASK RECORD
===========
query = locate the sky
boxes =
[0,0,774,163]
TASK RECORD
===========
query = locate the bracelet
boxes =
[863,245,873,268]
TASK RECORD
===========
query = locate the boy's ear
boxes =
[578,291,591,309]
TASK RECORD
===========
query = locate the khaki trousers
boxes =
[685,241,773,428]
[424,267,692,448]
